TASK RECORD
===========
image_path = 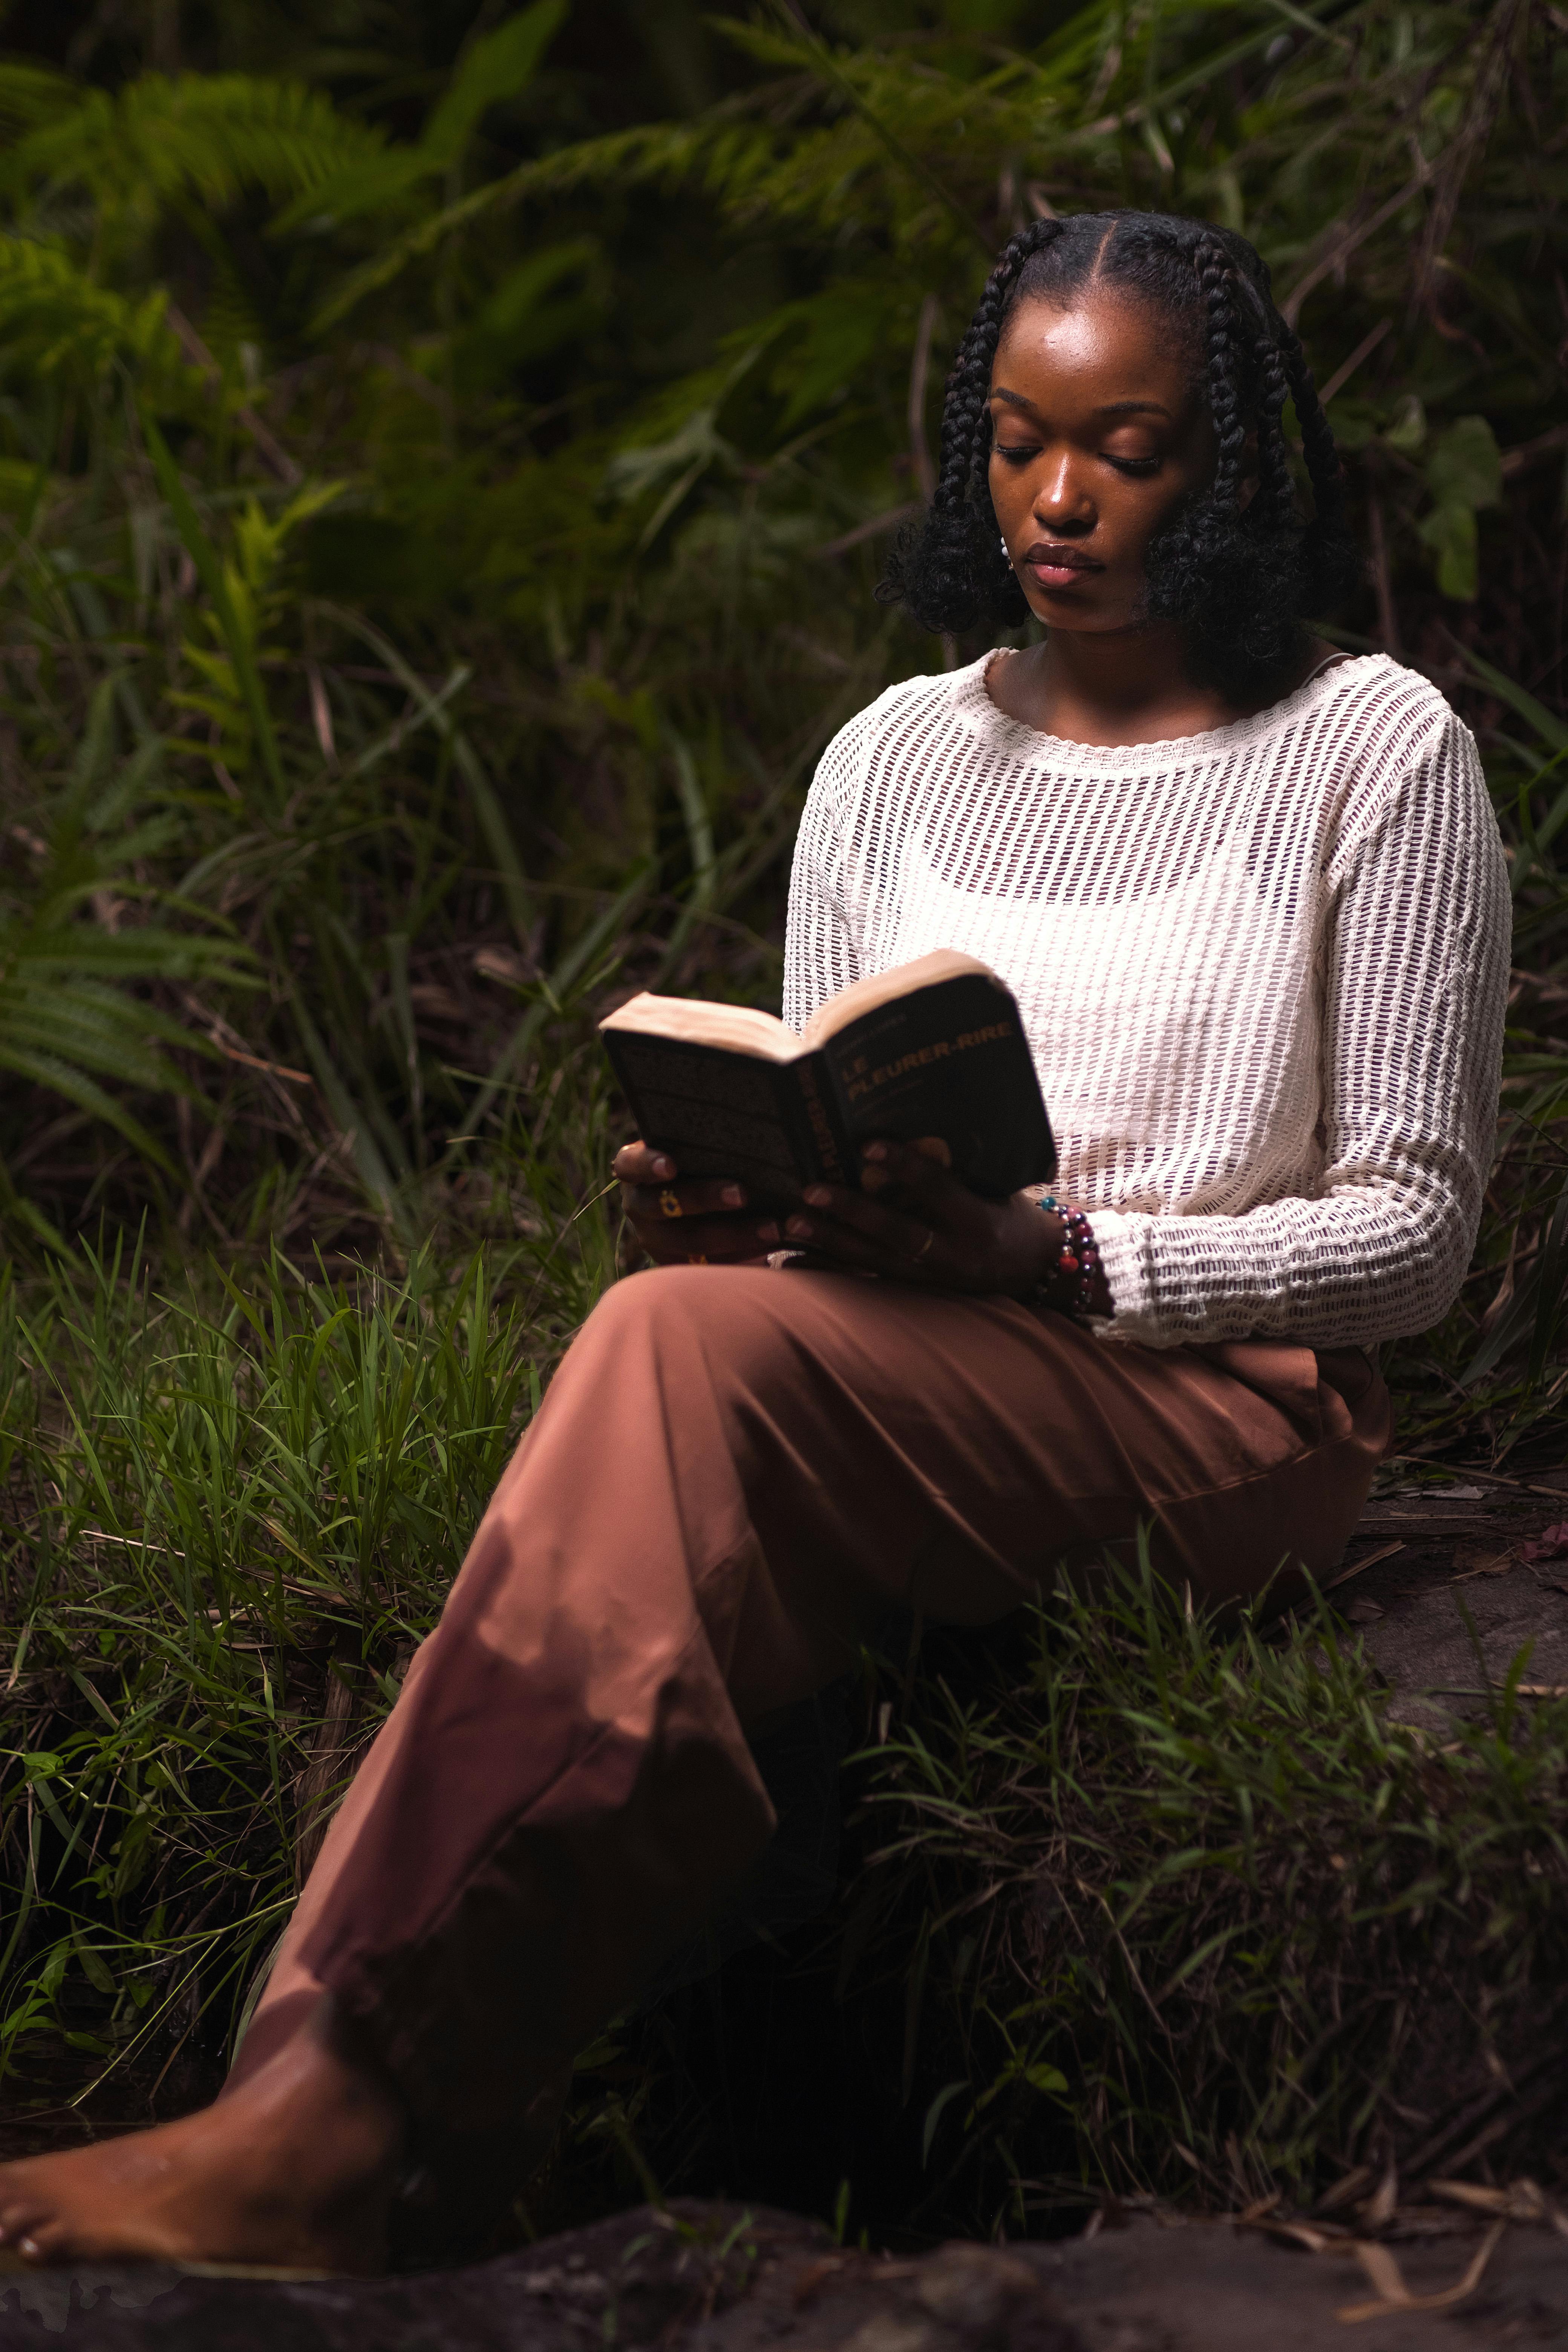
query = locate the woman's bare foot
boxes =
[0,2001,404,2273]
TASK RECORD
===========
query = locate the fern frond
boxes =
[0,1030,183,1174]
[0,63,78,136]
[306,118,753,332]
[0,234,181,380]
[5,74,386,220]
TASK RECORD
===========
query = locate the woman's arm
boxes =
[781,714,873,1033]
[1089,714,1511,1348]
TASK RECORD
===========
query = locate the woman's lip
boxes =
[1026,555,1100,588]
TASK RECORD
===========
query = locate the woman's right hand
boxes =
[613,1141,781,1267]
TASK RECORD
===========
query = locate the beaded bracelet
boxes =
[1032,1194,1103,1319]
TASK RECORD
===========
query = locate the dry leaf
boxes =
[1450,1542,1515,1579]
[1325,1540,1405,1590]
[843,2316,939,2352]
[1351,2241,1406,2300]
[1335,2221,1504,2323]
[1344,1598,1384,1623]
[1252,2219,1353,2255]
[1431,2177,1550,2225]
[1315,2166,1374,2214]
[1360,2158,1398,2231]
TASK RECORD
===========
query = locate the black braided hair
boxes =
[879,210,1359,700]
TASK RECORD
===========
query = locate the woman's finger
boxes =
[632,1212,780,1264]
[612,1140,680,1184]
[781,1204,940,1277]
[794,1177,945,1261]
[858,1137,970,1214]
[623,1177,752,1222]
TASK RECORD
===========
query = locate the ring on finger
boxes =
[658,1188,683,1220]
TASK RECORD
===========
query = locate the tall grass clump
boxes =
[843,1573,1568,2231]
[0,1240,541,2106]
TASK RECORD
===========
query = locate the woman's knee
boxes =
[570,1264,807,1402]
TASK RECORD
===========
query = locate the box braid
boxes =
[880,210,1358,700]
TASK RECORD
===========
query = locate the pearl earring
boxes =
[998,534,1010,559]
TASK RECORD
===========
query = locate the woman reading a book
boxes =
[0,213,1508,2272]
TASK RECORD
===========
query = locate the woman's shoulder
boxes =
[1312,654,1497,878]
[1306,650,1475,771]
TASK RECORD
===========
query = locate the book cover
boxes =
[601,953,1056,1210]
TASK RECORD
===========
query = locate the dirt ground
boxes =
[1324,1463,1568,1726]
[3,2193,1566,2350]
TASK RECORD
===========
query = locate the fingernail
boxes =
[18,2238,37,2258]
[804,1185,831,1207]
[863,1141,888,1162]
[787,1216,811,1239]
[758,1221,779,1243]
[722,1184,746,1207]
[652,1157,675,1178]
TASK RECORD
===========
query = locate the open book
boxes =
[600,949,1056,1208]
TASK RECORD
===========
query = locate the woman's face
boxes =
[988,288,1231,634]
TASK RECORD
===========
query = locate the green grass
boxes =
[0,1231,573,2104]
[845,1570,1568,2232]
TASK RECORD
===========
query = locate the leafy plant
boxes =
[848,1567,1568,2228]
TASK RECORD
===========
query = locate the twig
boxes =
[1325,1540,1405,1591]
[1500,421,1568,481]
[1364,475,1401,658]
[212,1040,314,1086]
[1386,1452,1568,1503]
[908,293,939,505]
[1318,317,1392,407]
[164,307,303,487]
[814,502,920,559]
[1281,174,1430,326]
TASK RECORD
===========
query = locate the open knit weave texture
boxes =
[783,651,1510,1348]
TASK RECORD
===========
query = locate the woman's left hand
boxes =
[778,1136,1068,1299]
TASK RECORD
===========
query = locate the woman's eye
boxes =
[1104,453,1160,476]
[994,444,1038,466]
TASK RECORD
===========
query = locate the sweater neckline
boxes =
[948,648,1393,770]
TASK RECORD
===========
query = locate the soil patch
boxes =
[3,2196,1566,2351]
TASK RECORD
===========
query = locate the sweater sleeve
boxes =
[1089,713,1511,1348]
[781,703,879,1033]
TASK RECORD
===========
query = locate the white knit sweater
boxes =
[782,651,1510,1349]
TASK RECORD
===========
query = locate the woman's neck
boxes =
[983,623,1329,749]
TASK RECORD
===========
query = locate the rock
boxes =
[2,2197,1565,2352]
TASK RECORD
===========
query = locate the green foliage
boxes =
[0,1240,545,2089]
[854,1566,1568,2221]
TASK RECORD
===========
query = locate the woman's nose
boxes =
[1033,453,1095,528]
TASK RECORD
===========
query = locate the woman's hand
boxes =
[777,1136,1070,1300]
[614,1141,780,1266]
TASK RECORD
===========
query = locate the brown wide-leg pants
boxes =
[230,1265,1389,2231]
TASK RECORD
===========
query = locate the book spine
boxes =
[781,1054,855,1189]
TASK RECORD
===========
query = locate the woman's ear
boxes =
[1236,427,1261,513]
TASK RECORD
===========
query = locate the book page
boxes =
[600,991,806,1062]
[800,949,998,1047]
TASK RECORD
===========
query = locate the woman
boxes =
[0,211,1508,2272]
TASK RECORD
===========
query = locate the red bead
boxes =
[1060,1252,1079,1274]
